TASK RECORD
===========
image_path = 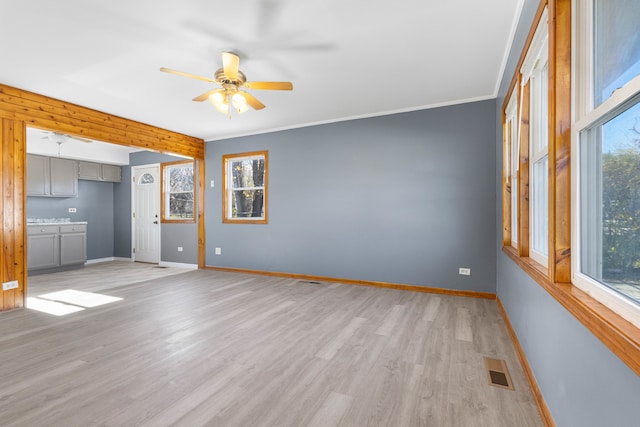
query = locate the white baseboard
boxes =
[114,257,133,262]
[159,261,198,269]
[85,257,116,265]
[86,257,132,265]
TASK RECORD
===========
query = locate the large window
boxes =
[222,151,268,224]
[524,8,549,267]
[502,0,640,377]
[504,87,519,248]
[573,0,640,328]
[161,160,195,223]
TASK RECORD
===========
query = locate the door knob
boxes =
[153,221,158,224]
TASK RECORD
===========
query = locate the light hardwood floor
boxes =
[0,262,543,426]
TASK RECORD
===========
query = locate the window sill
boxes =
[502,246,640,377]
[161,219,196,224]
[222,219,268,224]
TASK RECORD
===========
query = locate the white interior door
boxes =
[132,165,160,263]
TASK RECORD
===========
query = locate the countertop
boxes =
[27,218,88,226]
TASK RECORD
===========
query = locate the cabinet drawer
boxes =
[27,225,59,235]
[59,224,87,234]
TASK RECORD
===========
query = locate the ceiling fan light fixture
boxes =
[231,92,247,109]
[214,99,229,114]
[209,90,225,106]
[237,104,250,114]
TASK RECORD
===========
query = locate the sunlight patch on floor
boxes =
[27,289,123,316]
[38,289,123,307]
[26,297,85,316]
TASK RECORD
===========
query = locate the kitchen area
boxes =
[25,126,200,278]
[26,132,126,275]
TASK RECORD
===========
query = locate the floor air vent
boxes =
[484,357,514,390]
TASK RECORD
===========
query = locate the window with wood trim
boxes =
[502,0,640,376]
[525,7,549,267]
[161,160,195,223]
[502,6,549,265]
[222,151,268,224]
[572,0,640,328]
[504,87,519,248]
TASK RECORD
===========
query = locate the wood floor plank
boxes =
[0,262,544,426]
[306,391,353,427]
[375,303,405,336]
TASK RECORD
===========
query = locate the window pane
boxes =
[231,159,265,189]
[231,189,264,218]
[580,100,640,305]
[169,192,194,219]
[139,173,154,184]
[594,0,640,106]
[169,166,194,193]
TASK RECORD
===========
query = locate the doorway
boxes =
[131,165,161,263]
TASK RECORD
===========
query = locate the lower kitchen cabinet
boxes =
[60,225,87,265]
[27,224,87,272]
[27,226,59,270]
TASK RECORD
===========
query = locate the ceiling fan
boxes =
[41,131,93,144]
[160,52,293,115]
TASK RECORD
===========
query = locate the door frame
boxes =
[0,83,205,312]
[131,164,161,263]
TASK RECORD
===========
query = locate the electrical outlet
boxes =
[215,247,222,255]
[459,268,471,276]
[210,180,215,188]
[68,208,77,213]
[2,280,18,291]
[177,247,183,252]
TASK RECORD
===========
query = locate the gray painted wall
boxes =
[495,1,640,426]
[206,100,497,293]
[113,165,131,258]
[113,151,199,264]
[27,180,115,260]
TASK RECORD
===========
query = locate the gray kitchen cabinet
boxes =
[27,226,59,270]
[101,164,122,182]
[26,154,50,196]
[78,161,121,182]
[27,224,87,271]
[50,157,78,196]
[27,154,78,197]
[60,224,87,265]
[78,161,101,180]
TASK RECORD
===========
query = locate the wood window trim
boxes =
[161,160,196,224]
[503,246,640,377]
[222,151,269,224]
[518,80,531,259]
[501,0,640,377]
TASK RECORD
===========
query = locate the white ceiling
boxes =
[25,128,140,165]
[1,0,523,142]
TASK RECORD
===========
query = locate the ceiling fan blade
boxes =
[222,52,240,80]
[244,81,293,90]
[42,131,92,143]
[192,89,219,102]
[242,92,266,110]
[69,135,93,143]
[160,67,215,83]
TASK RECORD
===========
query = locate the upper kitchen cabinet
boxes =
[78,161,122,182]
[27,154,78,197]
